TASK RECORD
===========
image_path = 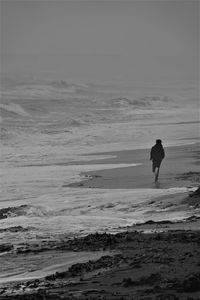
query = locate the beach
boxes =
[0,207,200,300]
[0,84,200,299]
[1,1,199,298]
[0,142,199,299]
[0,72,199,300]
[68,143,200,189]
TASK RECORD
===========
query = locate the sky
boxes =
[1,0,199,84]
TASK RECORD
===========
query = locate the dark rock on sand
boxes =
[0,226,35,233]
[183,215,200,222]
[136,220,175,226]
[0,292,64,300]
[182,186,200,208]
[46,254,124,280]
[155,294,180,300]
[158,272,200,293]
[59,231,140,251]
[189,186,200,197]
[153,231,200,244]
[16,232,125,254]
[122,273,162,287]
[0,243,13,252]
[1,230,200,299]
[12,231,144,255]
[181,272,200,292]
[0,205,28,219]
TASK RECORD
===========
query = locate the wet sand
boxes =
[0,216,200,300]
[68,143,200,189]
[0,143,199,299]
[0,211,200,299]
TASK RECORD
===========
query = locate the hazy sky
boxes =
[1,0,199,83]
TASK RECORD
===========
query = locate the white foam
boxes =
[0,103,30,117]
[0,81,199,248]
[0,186,190,246]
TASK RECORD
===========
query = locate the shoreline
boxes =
[0,190,199,299]
[67,143,200,189]
[1,229,200,299]
[0,143,199,299]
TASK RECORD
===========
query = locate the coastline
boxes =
[0,143,199,299]
[1,223,200,299]
[67,143,200,189]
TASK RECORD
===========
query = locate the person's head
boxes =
[156,139,162,145]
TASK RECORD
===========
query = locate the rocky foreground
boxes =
[0,189,199,299]
[0,228,200,300]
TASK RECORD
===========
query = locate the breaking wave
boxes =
[0,204,86,219]
[0,205,51,219]
[1,80,93,101]
[0,103,30,117]
[107,96,173,108]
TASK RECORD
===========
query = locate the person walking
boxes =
[150,139,165,182]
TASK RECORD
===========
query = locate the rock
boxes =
[182,272,200,292]
[0,226,33,233]
[155,294,180,300]
[122,273,162,287]
[0,243,13,252]
[189,186,200,197]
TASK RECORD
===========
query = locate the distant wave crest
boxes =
[1,80,91,101]
[109,96,173,107]
[0,103,30,117]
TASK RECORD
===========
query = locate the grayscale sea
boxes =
[0,75,199,251]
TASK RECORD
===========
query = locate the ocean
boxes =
[0,75,199,248]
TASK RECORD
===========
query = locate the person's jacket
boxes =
[150,144,165,162]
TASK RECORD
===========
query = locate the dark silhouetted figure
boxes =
[150,139,165,182]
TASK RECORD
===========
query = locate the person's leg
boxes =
[155,167,160,182]
[152,161,156,173]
